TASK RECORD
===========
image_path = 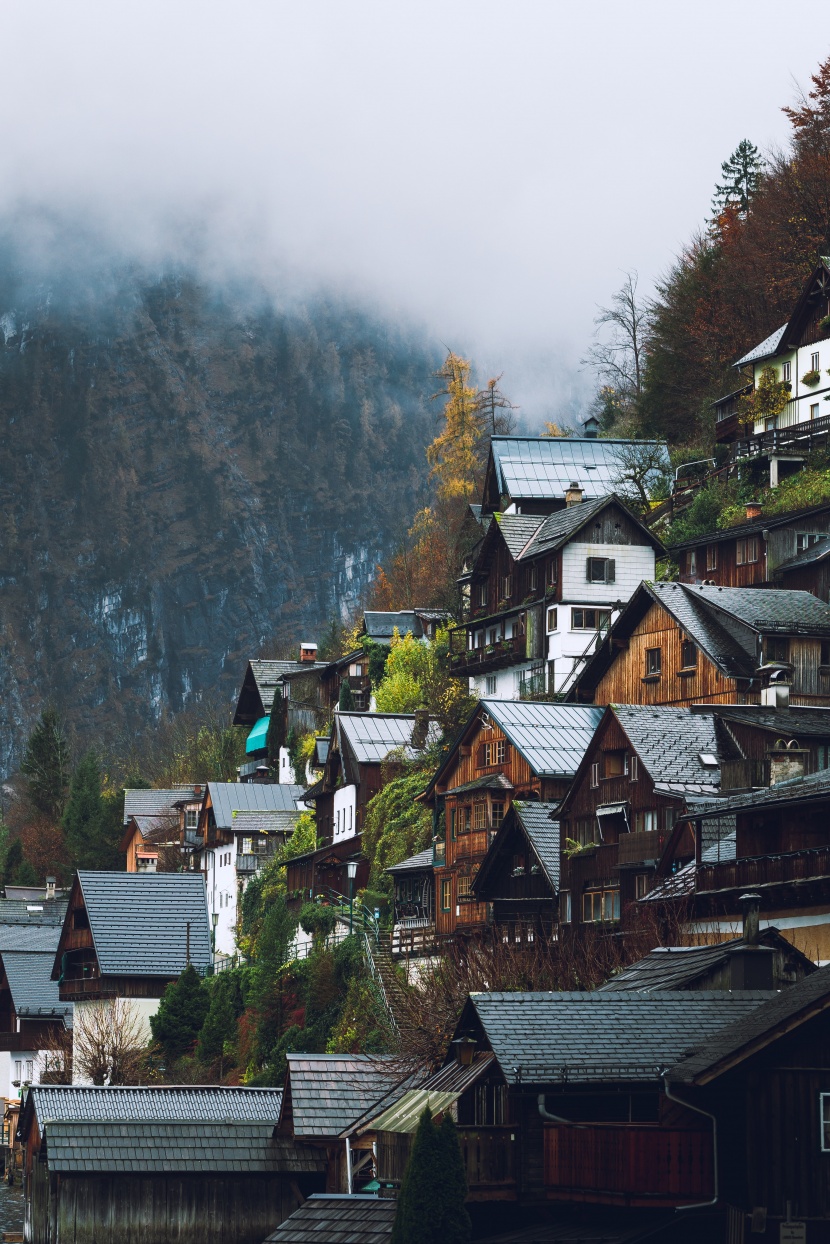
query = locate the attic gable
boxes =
[734,257,830,368]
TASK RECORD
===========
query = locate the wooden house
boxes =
[669,501,830,590]
[122,784,205,865]
[19,1085,326,1244]
[471,801,560,942]
[555,705,721,935]
[51,871,212,1065]
[0,928,72,1096]
[711,704,830,791]
[386,848,435,959]
[775,534,830,601]
[420,699,602,940]
[572,581,830,708]
[233,651,327,781]
[450,492,664,698]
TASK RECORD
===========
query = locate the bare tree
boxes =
[611,439,672,513]
[582,272,651,423]
[73,998,147,1085]
[40,1023,73,1084]
[475,375,518,436]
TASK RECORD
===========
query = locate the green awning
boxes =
[246,715,270,755]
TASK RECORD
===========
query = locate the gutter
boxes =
[661,1073,718,1211]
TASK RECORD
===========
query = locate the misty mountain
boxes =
[0,254,441,776]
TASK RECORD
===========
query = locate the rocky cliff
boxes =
[0,259,440,775]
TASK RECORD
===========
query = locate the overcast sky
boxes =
[2,2,830,421]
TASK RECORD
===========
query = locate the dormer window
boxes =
[796,532,821,554]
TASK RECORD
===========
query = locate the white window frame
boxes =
[485,675,497,696]
[546,606,558,633]
[812,351,820,372]
[782,360,791,383]
[811,403,820,421]
[821,1093,830,1151]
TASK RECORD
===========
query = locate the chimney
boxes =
[739,892,762,945]
[767,738,808,786]
[411,708,430,750]
[45,876,56,900]
[300,642,318,664]
[761,672,791,711]
[194,784,202,797]
[745,501,762,521]
[582,415,600,439]
[565,482,584,507]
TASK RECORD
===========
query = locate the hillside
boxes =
[0,253,441,776]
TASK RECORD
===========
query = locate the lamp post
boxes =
[347,861,358,934]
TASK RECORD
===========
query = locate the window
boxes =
[457,876,473,900]
[450,808,456,840]
[185,808,198,830]
[604,750,628,778]
[491,801,505,826]
[629,755,639,782]
[349,662,365,678]
[590,762,600,789]
[501,574,512,600]
[560,890,571,922]
[483,738,507,767]
[459,805,472,834]
[572,608,611,631]
[473,802,487,830]
[485,675,497,695]
[441,879,452,912]
[706,544,718,572]
[736,537,759,565]
[546,606,558,633]
[812,403,820,421]
[645,647,662,677]
[634,810,657,833]
[635,874,650,901]
[582,887,620,923]
[821,1093,830,1151]
[821,641,830,667]
[812,351,820,372]
[681,638,697,669]
[477,582,487,607]
[782,361,791,383]
[528,565,538,591]
[797,531,822,553]
[687,550,697,576]
[548,558,558,586]
[25,1060,33,1082]
[573,817,596,847]
[586,557,616,583]
[765,636,790,664]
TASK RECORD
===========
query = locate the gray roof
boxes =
[0,925,60,951]
[249,660,326,713]
[489,436,669,502]
[336,713,441,766]
[208,782,306,829]
[229,809,302,835]
[386,848,434,875]
[512,802,561,890]
[669,962,830,1085]
[777,536,830,572]
[3,951,72,1018]
[483,700,603,778]
[74,871,212,978]
[123,785,202,827]
[668,502,830,554]
[612,706,721,790]
[642,829,737,903]
[28,1084,284,1123]
[363,609,450,641]
[41,1120,324,1174]
[689,583,830,635]
[494,513,546,558]
[447,773,514,796]
[284,1054,405,1137]
[677,765,830,821]
[0,898,67,926]
[734,322,788,367]
[466,990,772,1083]
[598,929,812,994]
[263,1195,396,1244]
[714,706,830,738]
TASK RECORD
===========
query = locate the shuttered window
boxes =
[586,557,616,583]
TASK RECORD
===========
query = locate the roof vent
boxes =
[745,501,762,521]
[565,482,584,507]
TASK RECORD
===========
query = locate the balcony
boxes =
[617,830,670,868]
[391,918,435,958]
[729,408,830,462]
[696,844,830,896]
[544,1123,713,1206]
[449,633,528,676]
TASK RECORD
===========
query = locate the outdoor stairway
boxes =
[364,930,408,1034]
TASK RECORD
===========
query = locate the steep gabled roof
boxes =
[123,785,202,827]
[776,535,830,573]
[713,705,830,738]
[207,782,305,829]
[335,712,441,767]
[733,257,830,370]
[473,801,560,900]
[2,950,72,1018]
[484,437,670,508]
[263,1196,397,1244]
[734,323,788,367]
[282,1054,406,1138]
[233,658,327,724]
[0,925,60,952]
[484,700,603,779]
[612,706,721,790]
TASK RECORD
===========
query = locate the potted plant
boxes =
[802,369,821,386]
[818,313,830,334]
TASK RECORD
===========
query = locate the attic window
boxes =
[699,753,718,767]
[586,557,615,584]
[765,637,790,664]
[796,532,822,554]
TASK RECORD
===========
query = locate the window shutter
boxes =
[586,557,593,581]
[606,559,615,583]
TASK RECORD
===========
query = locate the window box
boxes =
[819,314,830,335]
[802,369,821,387]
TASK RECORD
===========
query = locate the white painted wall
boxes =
[0,1049,48,1097]
[204,844,238,957]
[278,746,297,783]
[561,542,655,603]
[333,784,357,842]
[751,334,830,433]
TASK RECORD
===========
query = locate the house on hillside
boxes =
[121,784,205,868]
[0,927,72,1095]
[193,782,306,957]
[669,500,830,590]
[470,801,561,942]
[20,1085,325,1244]
[571,582,830,708]
[52,871,211,1075]
[714,255,830,480]
[233,651,327,781]
[450,491,664,698]
[386,848,435,959]
[420,699,602,940]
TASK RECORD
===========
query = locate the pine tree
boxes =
[391,1106,444,1244]
[150,963,209,1063]
[436,1115,472,1244]
[62,750,105,870]
[338,678,355,711]
[21,708,71,820]
[711,139,764,217]
[196,971,241,1066]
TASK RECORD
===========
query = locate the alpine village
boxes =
[10,53,830,1244]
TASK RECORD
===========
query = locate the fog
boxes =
[1,0,830,420]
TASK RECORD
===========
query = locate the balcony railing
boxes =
[696,844,830,895]
[449,633,528,675]
[730,409,830,460]
[544,1123,713,1205]
[378,1126,516,1197]
[391,918,435,958]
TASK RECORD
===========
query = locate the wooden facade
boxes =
[672,508,830,589]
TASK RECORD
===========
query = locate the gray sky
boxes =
[2,1,830,420]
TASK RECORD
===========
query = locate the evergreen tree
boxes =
[437,1115,472,1244]
[150,963,209,1062]
[196,971,241,1066]
[711,139,764,217]
[62,750,105,870]
[21,708,71,820]
[266,689,285,770]
[338,678,355,711]
[391,1107,444,1244]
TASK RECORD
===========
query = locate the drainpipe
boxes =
[662,1074,718,1210]
[537,1094,586,1127]
[345,1134,353,1194]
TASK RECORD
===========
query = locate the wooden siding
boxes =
[377,1127,517,1201]
[678,518,830,588]
[544,1123,713,1206]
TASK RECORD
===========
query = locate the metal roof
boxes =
[489,437,669,502]
[73,871,212,978]
[385,848,434,875]
[336,712,441,766]
[40,1120,324,1174]
[263,1195,397,1244]
[363,610,450,640]
[483,700,603,777]
[28,1084,285,1124]
[365,1054,496,1134]
[734,323,788,367]
[3,950,72,1018]
[612,706,721,790]
[284,1054,405,1138]
[0,925,60,952]
[207,782,306,829]
[123,785,202,827]
[230,809,302,835]
[512,802,561,890]
[465,990,772,1083]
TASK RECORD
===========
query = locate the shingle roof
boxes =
[263,1195,396,1244]
[385,848,434,875]
[123,785,202,827]
[489,437,669,502]
[612,706,721,790]
[363,1054,496,1135]
[677,765,830,821]
[647,584,756,678]
[668,502,830,554]
[3,951,72,1017]
[734,322,788,367]
[776,535,830,572]
[714,706,830,738]
[41,1120,324,1174]
[208,782,306,829]
[249,660,326,713]
[447,773,514,796]
[284,1054,405,1137]
[0,925,60,951]
[494,513,546,557]
[641,829,736,902]
[0,898,67,926]
[483,700,603,777]
[72,871,212,978]
[668,963,830,1085]
[28,1084,285,1124]
[336,713,441,766]
[597,929,813,994]
[465,990,772,1083]
[363,610,449,640]
[513,802,561,890]
[689,584,830,636]
[230,809,303,835]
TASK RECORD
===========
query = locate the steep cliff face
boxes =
[0,263,440,775]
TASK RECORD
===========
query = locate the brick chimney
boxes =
[565,482,584,507]
[300,642,318,664]
[411,708,430,750]
[745,501,762,521]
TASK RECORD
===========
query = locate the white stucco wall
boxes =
[333,784,357,842]
[204,845,238,957]
[752,335,830,433]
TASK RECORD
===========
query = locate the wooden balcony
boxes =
[449,634,528,676]
[729,409,830,462]
[696,844,830,896]
[459,1127,517,1198]
[391,918,436,958]
[617,830,670,867]
[544,1123,713,1206]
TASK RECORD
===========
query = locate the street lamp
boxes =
[347,861,358,933]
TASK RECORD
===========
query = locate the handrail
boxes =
[363,930,399,1035]
[553,624,611,700]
